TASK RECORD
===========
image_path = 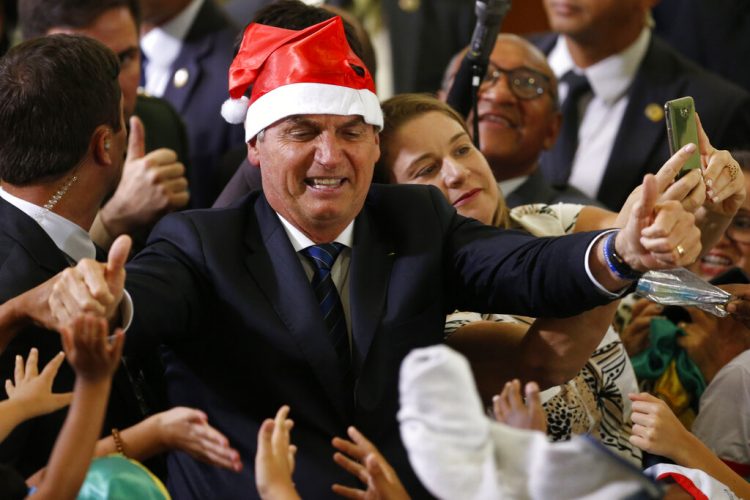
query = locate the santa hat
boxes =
[221,16,383,142]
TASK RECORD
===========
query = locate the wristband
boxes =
[603,231,643,281]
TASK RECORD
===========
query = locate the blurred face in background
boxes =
[48,7,141,118]
[694,172,750,279]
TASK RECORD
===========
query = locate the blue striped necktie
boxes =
[300,243,351,378]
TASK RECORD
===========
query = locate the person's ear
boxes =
[542,110,562,150]
[247,138,259,165]
[92,126,114,165]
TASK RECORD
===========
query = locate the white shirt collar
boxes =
[0,187,96,262]
[141,0,204,67]
[276,213,354,252]
[548,28,651,105]
[498,177,528,198]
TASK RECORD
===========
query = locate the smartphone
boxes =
[664,96,701,178]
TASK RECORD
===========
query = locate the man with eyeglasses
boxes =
[440,34,597,208]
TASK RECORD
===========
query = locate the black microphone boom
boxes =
[467,0,512,66]
[446,0,511,145]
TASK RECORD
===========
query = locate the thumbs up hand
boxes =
[97,116,189,241]
[49,235,132,330]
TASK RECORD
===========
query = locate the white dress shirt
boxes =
[548,29,651,199]
[0,187,95,262]
[141,0,204,97]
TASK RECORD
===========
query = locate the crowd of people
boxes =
[1,0,750,498]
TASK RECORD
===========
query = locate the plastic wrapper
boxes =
[635,267,731,317]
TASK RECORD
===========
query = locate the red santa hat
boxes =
[221,16,383,142]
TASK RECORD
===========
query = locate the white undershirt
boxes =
[141,0,204,97]
[548,28,651,199]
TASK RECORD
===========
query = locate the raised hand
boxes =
[628,392,691,462]
[49,235,131,328]
[98,116,189,238]
[696,114,746,218]
[156,407,242,472]
[255,405,299,500]
[616,174,701,271]
[619,298,663,356]
[60,315,124,382]
[5,348,72,419]
[331,426,410,500]
[492,379,547,432]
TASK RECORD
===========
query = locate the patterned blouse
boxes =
[445,203,642,466]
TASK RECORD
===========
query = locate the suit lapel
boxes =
[349,201,394,374]
[0,198,70,275]
[242,196,350,421]
[598,38,675,209]
[161,1,223,113]
[505,170,558,208]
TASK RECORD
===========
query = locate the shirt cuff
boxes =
[120,290,133,332]
[585,229,631,299]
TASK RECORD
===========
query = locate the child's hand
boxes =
[492,379,547,432]
[5,348,72,419]
[332,426,410,499]
[60,315,124,382]
[255,405,299,500]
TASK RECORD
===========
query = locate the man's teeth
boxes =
[483,115,514,127]
[308,178,342,186]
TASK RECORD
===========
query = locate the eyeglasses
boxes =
[727,212,750,244]
[479,63,554,101]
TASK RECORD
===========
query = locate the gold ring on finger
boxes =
[676,244,686,257]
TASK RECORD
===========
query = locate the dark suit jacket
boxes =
[125,184,613,498]
[213,156,260,208]
[653,0,750,92]
[0,198,160,477]
[144,0,246,208]
[504,169,599,209]
[534,34,750,211]
[134,94,190,169]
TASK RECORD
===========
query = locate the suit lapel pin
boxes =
[644,103,664,123]
[399,0,419,12]
[173,68,190,89]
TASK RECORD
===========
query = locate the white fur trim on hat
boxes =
[244,83,383,142]
[221,96,250,124]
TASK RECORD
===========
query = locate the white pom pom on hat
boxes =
[220,96,250,124]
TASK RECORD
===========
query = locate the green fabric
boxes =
[631,318,707,405]
[76,455,169,500]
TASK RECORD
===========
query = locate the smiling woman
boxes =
[375,93,643,464]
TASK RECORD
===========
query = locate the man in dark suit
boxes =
[50,17,702,498]
[440,34,596,209]
[140,0,246,208]
[19,0,191,252]
[535,0,750,211]
[0,35,156,478]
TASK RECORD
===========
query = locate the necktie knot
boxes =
[562,71,591,102]
[301,243,345,272]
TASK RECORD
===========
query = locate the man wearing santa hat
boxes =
[48,15,702,499]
